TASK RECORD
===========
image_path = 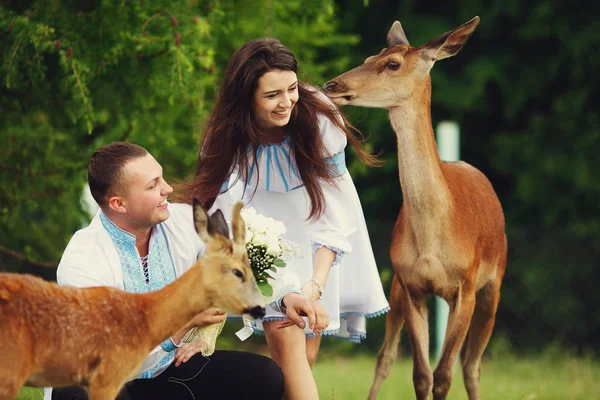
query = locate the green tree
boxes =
[0,0,358,273]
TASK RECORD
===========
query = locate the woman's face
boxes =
[252,69,299,130]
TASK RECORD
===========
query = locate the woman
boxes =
[178,38,389,399]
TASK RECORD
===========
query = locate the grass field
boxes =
[16,354,600,399]
[313,354,600,400]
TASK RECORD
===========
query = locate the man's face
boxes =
[116,154,173,229]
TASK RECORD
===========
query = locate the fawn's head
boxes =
[193,201,265,319]
[323,17,480,109]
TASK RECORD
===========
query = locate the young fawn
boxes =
[0,201,264,400]
[324,17,507,400]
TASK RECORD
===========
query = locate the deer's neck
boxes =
[388,82,451,216]
[141,266,211,343]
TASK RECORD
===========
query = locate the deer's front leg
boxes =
[398,278,432,400]
[433,278,477,400]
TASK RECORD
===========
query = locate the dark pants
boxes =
[52,350,284,400]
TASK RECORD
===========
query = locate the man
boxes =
[51,142,326,399]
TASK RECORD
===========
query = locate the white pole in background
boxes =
[434,121,460,360]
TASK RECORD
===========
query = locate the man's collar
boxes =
[99,211,156,244]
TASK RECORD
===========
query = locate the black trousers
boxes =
[51,350,284,400]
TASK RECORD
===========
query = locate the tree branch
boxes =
[0,245,57,269]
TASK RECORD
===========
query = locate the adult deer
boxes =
[323,17,507,400]
[0,202,264,400]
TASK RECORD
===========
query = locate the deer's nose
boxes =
[243,305,266,319]
[322,81,337,93]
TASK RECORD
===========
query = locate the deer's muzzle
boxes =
[243,305,266,319]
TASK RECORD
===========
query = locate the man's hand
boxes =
[174,338,209,367]
[277,293,330,334]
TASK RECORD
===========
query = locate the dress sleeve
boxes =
[308,113,358,266]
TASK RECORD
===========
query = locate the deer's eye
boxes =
[232,269,245,281]
[386,61,400,71]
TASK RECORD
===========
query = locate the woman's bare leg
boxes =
[264,321,319,400]
[306,335,322,369]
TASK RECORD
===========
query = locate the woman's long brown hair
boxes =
[176,38,379,219]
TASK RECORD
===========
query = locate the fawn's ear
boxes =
[387,21,410,47]
[418,16,479,62]
[193,198,211,243]
[231,202,246,247]
[208,210,230,239]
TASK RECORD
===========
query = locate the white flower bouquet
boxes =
[241,207,299,298]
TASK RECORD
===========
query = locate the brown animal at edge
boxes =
[0,201,264,400]
[323,17,507,400]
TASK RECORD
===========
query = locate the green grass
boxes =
[15,387,44,400]
[313,355,600,400]
[16,354,600,399]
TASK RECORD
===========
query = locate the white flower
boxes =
[265,234,281,256]
[251,233,268,248]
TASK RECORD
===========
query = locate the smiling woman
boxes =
[175,38,390,400]
[253,70,299,133]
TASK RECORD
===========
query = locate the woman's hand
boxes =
[174,338,209,367]
[276,293,330,334]
[187,306,227,328]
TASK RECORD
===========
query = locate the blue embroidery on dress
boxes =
[325,151,346,177]
[280,145,300,179]
[266,146,272,191]
[100,212,177,378]
[242,138,345,193]
[312,241,344,267]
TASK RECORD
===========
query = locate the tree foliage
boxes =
[0,0,358,270]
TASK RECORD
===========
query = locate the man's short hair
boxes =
[88,142,149,207]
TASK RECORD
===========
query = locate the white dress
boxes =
[212,113,389,342]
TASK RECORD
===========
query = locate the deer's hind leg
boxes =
[460,255,505,400]
[368,275,406,400]
[458,281,501,400]
[432,276,477,400]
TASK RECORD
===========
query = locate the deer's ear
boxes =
[419,16,479,62]
[387,21,410,47]
[231,202,246,247]
[193,198,211,243]
[208,210,230,239]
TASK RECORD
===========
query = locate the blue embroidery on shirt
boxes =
[100,212,177,378]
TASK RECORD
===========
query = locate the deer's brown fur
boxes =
[0,202,264,400]
[324,17,507,400]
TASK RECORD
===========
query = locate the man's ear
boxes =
[107,196,127,214]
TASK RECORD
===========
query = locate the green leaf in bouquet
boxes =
[262,272,274,280]
[257,281,273,297]
[273,258,286,268]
